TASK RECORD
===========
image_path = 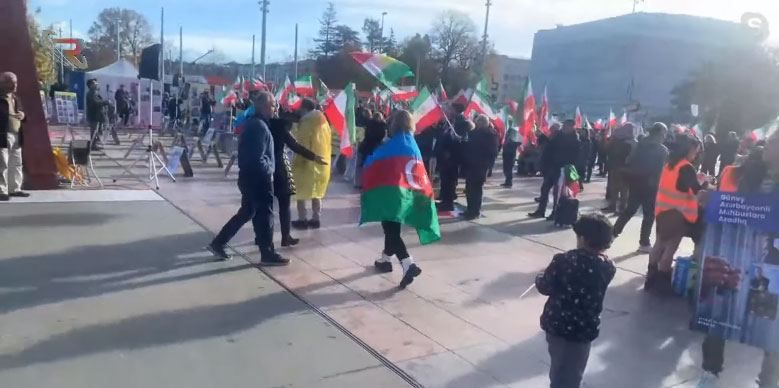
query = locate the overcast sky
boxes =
[32,0,778,63]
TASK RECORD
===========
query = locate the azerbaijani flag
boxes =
[295,75,315,97]
[324,82,357,157]
[411,87,444,134]
[360,131,441,245]
[351,52,414,90]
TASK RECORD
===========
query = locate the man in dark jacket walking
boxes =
[612,123,669,253]
[501,122,521,188]
[86,79,110,150]
[529,120,580,219]
[208,91,287,266]
[463,115,500,220]
[436,104,469,212]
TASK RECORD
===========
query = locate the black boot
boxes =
[644,263,659,292]
[653,271,675,296]
[281,236,300,247]
[260,248,290,266]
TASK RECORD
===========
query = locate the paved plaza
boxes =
[0,131,771,387]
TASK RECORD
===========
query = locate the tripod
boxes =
[114,126,175,189]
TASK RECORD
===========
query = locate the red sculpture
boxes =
[0,0,58,189]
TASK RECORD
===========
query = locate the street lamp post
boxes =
[481,0,492,72]
[259,0,269,80]
[379,11,387,54]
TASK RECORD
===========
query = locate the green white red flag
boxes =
[324,82,357,157]
[410,87,444,134]
[275,75,295,108]
[317,80,331,106]
[295,75,315,97]
[351,52,414,90]
[437,81,448,102]
[574,106,583,128]
[521,80,537,138]
[539,85,550,136]
[751,116,779,141]
[608,108,617,129]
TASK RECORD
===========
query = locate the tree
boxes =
[333,25,361,53]
[429,11,480,87]
[27,11,57,86]
[383,28,398,57]
[87,8,154,67]
[311,2,338,58]
[671,46,779,137]
[362,18,382,53]
[398,34,438,90]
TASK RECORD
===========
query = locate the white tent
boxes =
[86,59,162,128]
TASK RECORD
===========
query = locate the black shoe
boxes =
[501,183,512,188]
[462,212,479,221]
[546,213,556,221]
[281,236,300,247]
[206,243,231,261]
[534,197,541,203]
[260,252,290,266]
[308,219,321,229]
[374,259,393,273]
[0,194,9,201]
[527,210,545,218]
[600,206,616,213]
[9,191,30,198]
[291,220,308,230]
[399,264,422,289]
[436,202,454,212]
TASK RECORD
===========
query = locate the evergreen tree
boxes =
[333,25,362,53]
[383,28,398,57]
[362,18,382,53]
[311,2,338,58]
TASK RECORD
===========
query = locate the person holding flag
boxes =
[362,110,439,288]
[501,116,521,188]
[464,115,500,220]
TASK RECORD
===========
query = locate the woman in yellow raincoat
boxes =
[292,99,332,229]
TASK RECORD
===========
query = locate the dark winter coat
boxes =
[0,93,24,148]
[268,118,320,197]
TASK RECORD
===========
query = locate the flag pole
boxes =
[251,35,256,79]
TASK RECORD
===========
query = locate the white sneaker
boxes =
[637,244,653,254]
[696,371,718,388]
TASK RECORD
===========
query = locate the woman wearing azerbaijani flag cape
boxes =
[360,110,441,289]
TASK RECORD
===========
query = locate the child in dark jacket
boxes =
[536,213,616,388]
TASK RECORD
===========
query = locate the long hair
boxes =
[389,110,414,136]
[735,147,767,193]
[668,134,701,169]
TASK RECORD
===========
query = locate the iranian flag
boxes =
[317,80,331,106]
[584,116,593,130]
[506,99,519,115]
[452,89,469,107]
[619,112,628,126]
[608,109,617,129]
[287,93,302,111]
[391,86,419,102]
[574,106,583,128]
[324,82,357,157]
[220,88,238,106]
[465,90,495,119]
[493,106,508,143]
[351,52,414,90]
[593,119,604,130]
[521,80,537,137]
[295,75,315,97]
[539,86,550,136]
[751,116,779,141]
[410,87,444,134]
[233,75,244,91]
[437,81,448,102]
[275,75,295,109]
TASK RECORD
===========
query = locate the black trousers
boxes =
[586,157,596,182]
[547,333,591,388]
[502,141,519,185]
[277,194,292,239]
[465,169,487,216]
[213,179,275,253]
[537,168,561,213]
[613,178,656,246]
[438,164,459,208]
[702,335,779,384]
[120,110,130,126]
[382,221,409,259]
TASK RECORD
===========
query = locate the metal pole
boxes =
[116,19,121,61]
[160,7,164,128]
[379,12,387,53]
[251,35,256,79]
[293,24,298,79]
[481,0,492,71]
[69,19,72,39]
[179,26,183,79]
[259,0,269,79]
[59,27,64,83]
[416,54,421,89]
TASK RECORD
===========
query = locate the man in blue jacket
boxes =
[207,91,287,266]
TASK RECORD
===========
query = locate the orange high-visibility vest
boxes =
[719,165,738,193]
[655,160,699,223]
